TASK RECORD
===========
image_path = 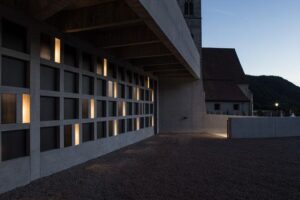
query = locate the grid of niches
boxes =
[0,17,156,162]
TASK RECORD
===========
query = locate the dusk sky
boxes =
[202,0,300,86]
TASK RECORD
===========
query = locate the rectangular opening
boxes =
[82,52,93,72]
[134,103,139,115]
[64,44,77,67]
[118,84,125,99]
[127,102,132,116]
[147,77,150,88]
[40,65,59,91]
[64,125,72,148]
[54,38,61,63]
[82,75,93,95]
[108,101,116,117]
[118,119,125,134]
[126,86,132,99]
[108,81,114,97]
[103,58,108,77]
[97,100,106,117]
[90,99,95,119]
[82,123,94,142]
[136,118,140,130]
[127,119,132,132]
[82,99,89,119]
[118,67,125,81]
[145,117,150,127]
[40,34,52,60]
[108,121,114,137]
[118,101,126,117]
[22,94,30,123]
[1,93,16,124]
[140,75,145,87]
[140,117,144,129]
[145,90,150,101]
[140,89,145,101]
[126,71,132,83]
[108,62,116,78]
[64,98,78,119]
[97,121,106,139]
[40,96,59,121]
[74,123,80,145]
[97,79,106,96]
[114,81,118,98]
[2,19,27,53]
[1,130,29,161]
[40,126,60,152]
[2,56,29,88]
[64,71,78,93]
[134,73,139,85]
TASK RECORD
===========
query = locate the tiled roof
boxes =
[202,48,250,102]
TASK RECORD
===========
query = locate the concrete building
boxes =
[0,0,206,193]
[202,48,253,116]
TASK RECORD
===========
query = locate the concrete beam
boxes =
[143,65,182,72]
[130,56,179,67]
[113,43,172,59]
[65,0,117,10]
[95,26,160,49]
[48,1,142,33]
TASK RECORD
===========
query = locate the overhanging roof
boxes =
[0,0,200,78]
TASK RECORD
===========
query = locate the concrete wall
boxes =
[202,114,229,133]
[206,102,251,116]
[138,0,201,78]
[229,117,300,138]
[158,78,206,133]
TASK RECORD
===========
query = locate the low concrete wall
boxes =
[202,114,229,134]
[229,117,300,138]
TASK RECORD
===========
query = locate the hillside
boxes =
[246,75,300,115]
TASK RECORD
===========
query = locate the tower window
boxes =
[184,0,194,16]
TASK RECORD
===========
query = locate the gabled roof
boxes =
[202,48,248,84]
[202,48,250,102]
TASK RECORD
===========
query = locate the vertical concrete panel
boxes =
[159,78,206,133]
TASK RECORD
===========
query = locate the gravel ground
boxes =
[1,132,300,200]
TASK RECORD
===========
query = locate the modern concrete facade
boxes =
[0,0,206,193]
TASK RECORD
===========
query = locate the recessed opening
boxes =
[97,79,107,96]
[126,70,132,83]
[108,81,114,97]
[40,96,59,121]
[118,101,126,117]
[2,19,27,53]
[1,129,29,161]
[97,121,106,139]
[82,52,93,72]
[127,102,132,116]
[82,123,94,142]
[103,58,108,77]
[82,75,94,95]
[126,86,133,99]
[64,44,77,67]
[54,38,61,63]
[90,99,95,119]
[97,100,106,117]
[2,56,29,88]
[64,98,78,119]
[118,119,125,134]
[127,119,132,132]
[40,65,59,91]
[64,71,78,93]
[40,126,60,152]
[108,101,116,117]
[40,34,52,60]
[74,123,80,145]
[118,84,125,98]
[64,125,72,148]
[82,99,89,119]
[1,93,16,124]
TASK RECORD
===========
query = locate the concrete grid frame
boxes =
[0,6,157,193]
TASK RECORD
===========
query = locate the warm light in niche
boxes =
[122,101,126,116]
[136,87,140,101]
[114,120,118,136]
[108,81,113,97]
[96,61,102,75]
[103,58,108,77]
[152,116,155,127]
[22,94,30,123]
[114,81,118,98]
[151,90,154,102]
[90,99,95,119]
[147,77,150,88]
[136,118,140,130]
[54,38,61,63]
[75,124,80,145]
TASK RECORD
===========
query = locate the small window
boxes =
[127,102,132,116]
[108,120,117,137]
[108,81,114,97]
[82,99,89,119]
[40,96,59,121]
[97,100,106,117]
[118,119,125,134]
[1,130,29,161]
[108,101,116,117]
[234,104,240,111]
[82,52,93,72]
[82,123,94,142]
[40,65,59,91]
[40,127,60,152]
[97,79,106,96]
[1,94,16,124]
[2,56,29,88]
[127,119,132,132]
[64,71,78,93]
[214,104,221,111]
[97,122,106,139]
[118,84,125,98]
[64,125,72,148]
[40,34,52,60]
[82,75,93,95]
[64,44,77,67]
[2,19,27,53]
[64,98,78,119]
[126,86,132,99]
[118,101,126,116]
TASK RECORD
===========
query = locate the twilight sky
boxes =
[202,0,300,86]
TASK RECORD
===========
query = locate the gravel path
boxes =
[1,133,300,200]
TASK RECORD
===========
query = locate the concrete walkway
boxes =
[1,133,300,200]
